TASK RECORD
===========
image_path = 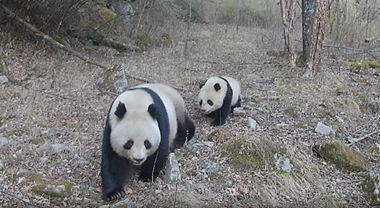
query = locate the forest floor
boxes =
[0,23,379,208]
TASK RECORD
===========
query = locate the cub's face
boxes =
[198,80,224,114]
[110,113,160,166]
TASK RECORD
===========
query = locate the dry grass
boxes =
[0,22,379,207]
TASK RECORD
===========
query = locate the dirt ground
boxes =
[0,23,379,207]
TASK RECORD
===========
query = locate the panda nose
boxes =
[134,158,144,162]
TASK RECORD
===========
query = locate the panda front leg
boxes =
[211,106,230,126]
[101,122,131,201]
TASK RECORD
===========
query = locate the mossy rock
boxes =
[156,33,173,47]
[312,142,371,172]
[97,64,128,94]
[32,181,73,198]
[14,172,73,198]
[221,138,286,170]
[283,107,298,118]
[136,34,151,51]
[207,128,236,144]
[80,4,125,36]
[30,137,42,146]
[361,173,380,204]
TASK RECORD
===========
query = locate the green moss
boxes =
[312,142,371,172]
[221,138,285,170]
[136,34,151,51]
[207,128,236,144]
[157,33,173,47]
[283,107,298,118]
[30,137,42,146]
[349,60,380,73]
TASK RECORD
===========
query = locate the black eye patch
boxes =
[199,100,203,106]
[207,100,213,106]
[144,139,152,149]
[123,140,134,149]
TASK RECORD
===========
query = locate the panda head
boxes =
[110,101,161,166]
[198,77,226,114]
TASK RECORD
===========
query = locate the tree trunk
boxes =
[301,0,328,76]
[280,0,297,66]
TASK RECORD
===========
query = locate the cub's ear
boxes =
[214,83,221,91]
[115,101,127,119]
[147,104,157,119]
[199,83,205,89]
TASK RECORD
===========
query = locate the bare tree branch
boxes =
[0,4,152,83]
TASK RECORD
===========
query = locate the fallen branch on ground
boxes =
[346,131,378,146]
[0,4,151,83]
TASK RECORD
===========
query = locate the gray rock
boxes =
[315,122,334,135]
[0,137,8,145]
[98,64,128,94]
[108,0,135,30]
[248,117,257,130]
[204,161,219,173]
[74,157,88,168]
[164,153,181,183]
[39,143,69,155]
[32,181,73,198]
[44,129,62,139]
[0,76,8,84]
[335,115,344,123]
[274,153,293,172]
[233,107,246,116]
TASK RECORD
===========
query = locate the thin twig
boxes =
[346,131,378,146]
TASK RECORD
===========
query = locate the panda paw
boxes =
[103,188,125,201]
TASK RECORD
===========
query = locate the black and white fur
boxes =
[136,83,195,148]
[101,87,178,201]
[198,76,241,126]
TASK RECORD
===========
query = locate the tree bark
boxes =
[280,0,297,66]
[301,0,328,76]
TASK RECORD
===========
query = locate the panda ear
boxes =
[147,104,157,119]
[199,83,205,89]
[214,83,221,91]
[114,101,127,119]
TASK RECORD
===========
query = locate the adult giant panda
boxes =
[135,83,195,148]
[198,76,241,126]
[101,84,190,201]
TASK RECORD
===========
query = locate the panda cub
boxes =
[198,76,241,126]
[101,84,195,201]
